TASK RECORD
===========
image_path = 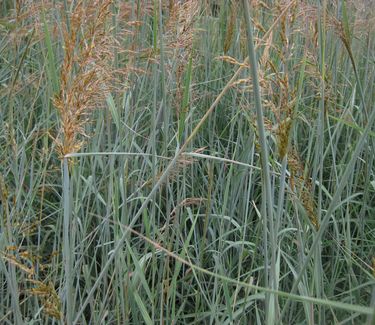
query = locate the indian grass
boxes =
[0,1,374,324]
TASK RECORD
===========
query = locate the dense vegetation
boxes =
[1,1,374,324]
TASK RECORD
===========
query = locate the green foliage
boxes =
[0,1,374,324]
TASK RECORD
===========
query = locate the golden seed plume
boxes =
[53,0,115,157]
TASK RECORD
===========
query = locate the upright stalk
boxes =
[241,1,276,323]
[63,158,73,324]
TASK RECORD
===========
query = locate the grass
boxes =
[0,0,375,324]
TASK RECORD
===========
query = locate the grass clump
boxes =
[0,0,374,324]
